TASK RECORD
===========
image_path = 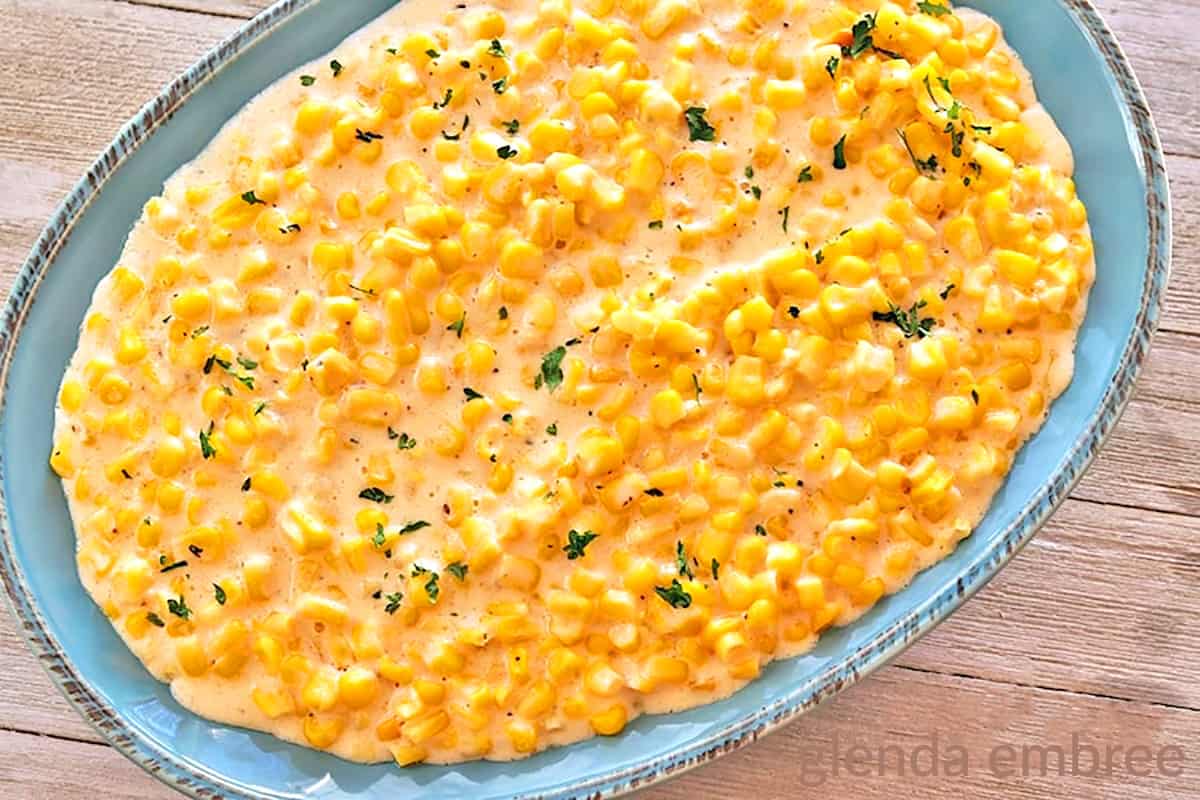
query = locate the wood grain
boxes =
[0,0,1196,798]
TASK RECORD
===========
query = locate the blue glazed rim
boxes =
[0,1,1171,798]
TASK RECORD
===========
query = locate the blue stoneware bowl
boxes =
[0,1,1170,797]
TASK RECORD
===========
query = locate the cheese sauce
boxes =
[51,0,1094,765]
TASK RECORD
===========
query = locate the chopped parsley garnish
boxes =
[422,571,440,602]
[373,523,387,548]
[236,356,257,371]
[398,520,431,535]
[354,128,383,143]
[383,592,403,614]
[563,529,598,560]
[655,580,692,609]
[330,59,343,77]
[648,219,664,230]
[826,55,840,79]
[744,165,755,179]
[676,540,695,579]
[159,559,187,573]
[447,562,469,581]
[843,13,876,58]
[917,1,951,16]
[199,425,216,460]
[389,428,417,450]
[213,584,227,605]
[503,119,520,135]
[146,612,165,628]
[299,75,316,86]
[897,129,939,176]
[535,345,567,391]
[684,106,716,142]
[359,487,394,504]
[496,144,518,160]
[167,596,191,620]
[240,190,265,205]
[749,185,762,200]
[546,422,558,436]
[464,387,484,401]
[447,313,466,338]
[488,38,506,57]
[833,135,848,170]
[873,299,936,338]
[797,165,814,183]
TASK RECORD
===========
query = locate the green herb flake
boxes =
[917,1,952,16]
[535,345,567,392]
[434,88,454,109]
[359,487,394,504]
[755,524,768,537]
[843,13,877,59]
[873,299,936,339]
[423,572,440,602]
[498,306,509,320]
[684,106,716,142]
[199,427,216,460]
[492,78,507,94]
[833,135,848,170]
[398,520,431,535]
[676,540,695,579]
[167,596,191,620]
[654,579,692,609]
[797,165,815,183]
[240,190,265,205]
[384,592,403,614]
[546,422,558,436]
[711,558,720,581]
[648,219,664,230]
[940,283,957,300]
[463,387,484,401]
[330,59,343,77]
[503,119,520,135]
[300,75,316,86]
[496,144,518,160]
[780,205,791,233]
[447,562,469,581]
[826,55,840,79]
[447,313,466,338]
[373,523,387,548]
[488,39,505,57]
[213,584,227,605]
[425,48,440,58]
[355,128,383,144]
[563,529,598,560]
[146,612,165,628]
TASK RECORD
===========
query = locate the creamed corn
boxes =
[52,0,1094,765]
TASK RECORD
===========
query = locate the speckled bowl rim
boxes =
[0,1,1171,798]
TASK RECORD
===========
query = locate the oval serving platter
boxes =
[0,1,1170,798]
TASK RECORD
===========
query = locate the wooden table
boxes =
[0,1,1197,797]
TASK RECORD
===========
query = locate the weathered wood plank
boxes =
[0,728,167,799]
[644,667,1200,800]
